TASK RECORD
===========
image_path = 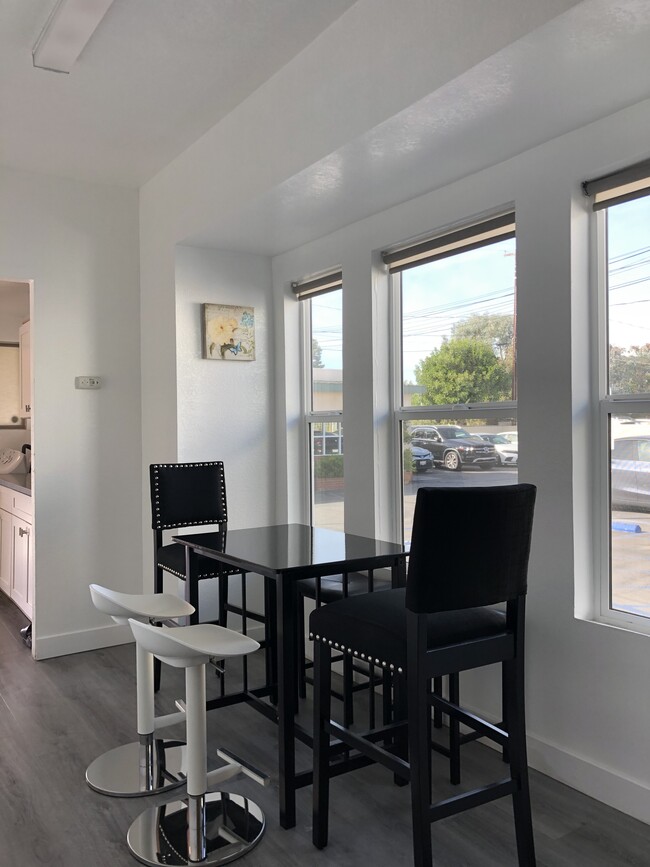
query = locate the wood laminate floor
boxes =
[0,593,647,866]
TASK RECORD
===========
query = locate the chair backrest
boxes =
[405,483,536,614]
[150,461,228,531]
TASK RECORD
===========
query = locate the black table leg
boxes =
[184,547,200,625]
[276,575,297,829]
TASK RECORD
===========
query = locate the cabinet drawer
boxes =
[11,491,32,521]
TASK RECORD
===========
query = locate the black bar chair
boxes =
[297,571,392,725]
[150,461,275,693]
[311,483,537,867]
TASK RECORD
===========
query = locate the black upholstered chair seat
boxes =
[299,572,392,603]
[156,543,241,581]
[309,587,507,672]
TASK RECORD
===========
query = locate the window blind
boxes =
[582,159,650,211]
[381,212,515,274]
[292,270,343,300]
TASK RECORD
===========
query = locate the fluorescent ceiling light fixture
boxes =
[33,0,116,73]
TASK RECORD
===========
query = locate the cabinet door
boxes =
[11,516,32,618]
[19,321,31,418]
[0,507,11,597]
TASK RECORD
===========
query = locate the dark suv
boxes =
[410,425,498,471]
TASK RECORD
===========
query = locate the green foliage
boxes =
[452,313,514,357]
[610,344,650,394]
[312,338,325,368]
[314,455,344,478]
[403,447,413,471]
[413,337,511,405]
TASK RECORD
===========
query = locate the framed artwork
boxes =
[202,303,255,361]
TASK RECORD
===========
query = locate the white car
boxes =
[478,433,518,466]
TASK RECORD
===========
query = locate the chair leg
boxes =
[393,673,409,788]
[432,676,443,728]
[449,672,461,785]
[313,639,332,850]
[297,590,307,700]
[343,653,354,727]
[407,668,433,867]
[504,657,536,866]
[153,565,164,693]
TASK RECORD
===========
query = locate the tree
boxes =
[610,344,650,393]
[312,338,325,368]
[413,337,511,405]
[452,313,514,361]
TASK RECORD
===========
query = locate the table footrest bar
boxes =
[429,779,516,823]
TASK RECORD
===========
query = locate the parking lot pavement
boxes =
[611,509,650,619]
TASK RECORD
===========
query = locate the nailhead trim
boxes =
[309,631,402,673]
[151,462,228,530]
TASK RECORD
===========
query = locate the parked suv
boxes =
[410,425,498,471]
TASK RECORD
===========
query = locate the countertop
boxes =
[0,474,32,495]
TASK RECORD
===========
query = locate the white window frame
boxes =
[594,205,650,636]
[390,247,518,544]
[300,292,344,526]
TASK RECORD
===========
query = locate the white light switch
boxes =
[75,376,101,389]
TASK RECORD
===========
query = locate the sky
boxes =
[310,198,650,385]
[607,195,650,352]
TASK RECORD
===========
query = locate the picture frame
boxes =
[202,303,255,361]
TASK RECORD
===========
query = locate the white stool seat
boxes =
[89,583,194,624]
[129,619,260,668]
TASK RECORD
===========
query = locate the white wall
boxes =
[271,100,650,823]
[0,166,141,657]
[137,0,650,828]
[173,245,275,621]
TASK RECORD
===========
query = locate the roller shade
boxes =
[382,212,515,274]
[583,159,650,211]
[292,270,343,300]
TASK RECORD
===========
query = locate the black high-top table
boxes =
[172,523,406,829]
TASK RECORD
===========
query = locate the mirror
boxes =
[0,343,24,428]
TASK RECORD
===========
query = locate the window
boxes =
[385,212,518,542]
[585,159,650,631]
[293,271,344,531]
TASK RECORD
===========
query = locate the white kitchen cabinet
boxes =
[0,507,12,597]
[11,514,32,618]
[19,320,31,418]
[0,485,33,619]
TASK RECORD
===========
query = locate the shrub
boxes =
[314,455,344,478]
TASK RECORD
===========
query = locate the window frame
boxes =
[389,211,519,543]
[594,199,650,636]
[299,283,344,527]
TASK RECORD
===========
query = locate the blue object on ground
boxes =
[611,521,643,533]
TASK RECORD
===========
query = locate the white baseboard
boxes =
[526,730,650,826]
[34,622,133,659]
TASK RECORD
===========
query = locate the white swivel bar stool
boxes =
[86,583,195,797]
[127,618,266,867]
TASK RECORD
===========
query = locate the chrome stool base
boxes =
[127,792,265,866]
[86,738,187,797]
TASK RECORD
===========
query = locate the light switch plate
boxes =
[75,376,101,389]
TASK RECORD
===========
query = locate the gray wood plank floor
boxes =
[0,593,647,866]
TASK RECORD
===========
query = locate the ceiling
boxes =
[2,1,650,256]
[0,0,357,187]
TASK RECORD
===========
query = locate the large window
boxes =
[585,160,650,631]
[385,212,518,542]
[293,272,344,531]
